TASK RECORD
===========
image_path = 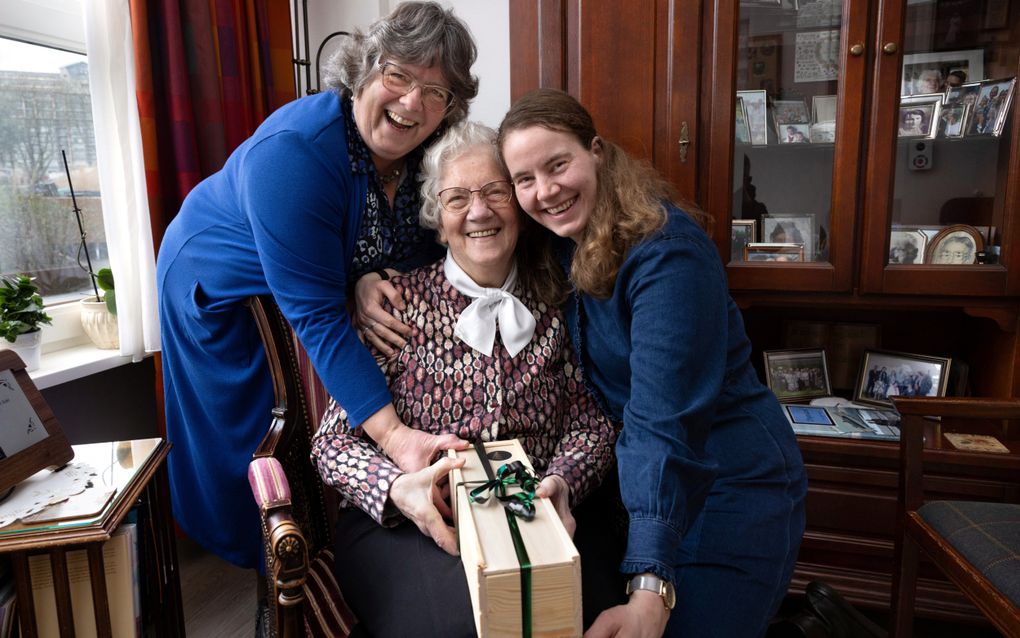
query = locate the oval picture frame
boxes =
[924,224,985,265]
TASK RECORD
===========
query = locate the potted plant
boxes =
[0,275,53,371]
[80,267,119,349]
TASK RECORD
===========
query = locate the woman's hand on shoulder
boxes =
[536,474,575,537]
[355,269,411,355]
[388,456,466,556]
[584,591,670,638]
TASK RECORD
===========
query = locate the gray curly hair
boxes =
[322,2,478,126]
[419,121,500,230]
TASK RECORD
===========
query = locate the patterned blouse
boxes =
[311,259,618,525]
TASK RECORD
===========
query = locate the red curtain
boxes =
[130,0,296,251]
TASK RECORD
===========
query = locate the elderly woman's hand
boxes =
[536,474,575,537]
[584,592,671,638]
[389,456,466,555]
[355,270,412,356]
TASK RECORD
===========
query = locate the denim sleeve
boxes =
[617,231,725,584]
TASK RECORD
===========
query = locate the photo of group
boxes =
[854,350,951,408]
[764,349,832,403]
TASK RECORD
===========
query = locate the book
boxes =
[944,433,1010,454]
[25,523,139,638]
[784,404,900,440]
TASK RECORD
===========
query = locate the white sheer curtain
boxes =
[82,0,160,360]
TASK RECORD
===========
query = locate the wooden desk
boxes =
[0,438,184,637]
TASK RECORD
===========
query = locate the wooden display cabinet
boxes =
[509,0,1020,625]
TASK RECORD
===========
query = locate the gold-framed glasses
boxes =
[379,62,454,113]
[438,181,514,214]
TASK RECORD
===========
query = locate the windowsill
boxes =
[30,343,134,390]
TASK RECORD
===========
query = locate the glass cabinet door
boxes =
[710,0,868,291]
[860,1,1020,296]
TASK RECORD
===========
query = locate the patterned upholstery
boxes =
[917,501,1020,605]
[302,548,358,638]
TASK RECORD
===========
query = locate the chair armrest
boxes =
[892,397,1020,419]
[249,457,309,607]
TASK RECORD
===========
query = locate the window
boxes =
[0,37,108,304]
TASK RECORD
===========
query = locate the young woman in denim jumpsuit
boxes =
[499,89,808,638]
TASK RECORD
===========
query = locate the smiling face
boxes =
[437,147,520,288]
[500,126,602,243]
[353,60,450,169]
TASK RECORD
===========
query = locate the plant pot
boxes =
[80,296,119,350]
[0,330,42,371]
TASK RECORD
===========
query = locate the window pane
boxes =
[0,37,108,299]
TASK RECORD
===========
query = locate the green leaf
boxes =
[96,267,115,292]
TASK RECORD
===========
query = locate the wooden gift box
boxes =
[450,439,582,637]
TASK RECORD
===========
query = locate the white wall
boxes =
[301,0,510,128]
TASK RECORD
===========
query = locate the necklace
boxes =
[378,165,402,185]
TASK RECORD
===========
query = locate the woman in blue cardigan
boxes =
[156,2,476,569]
[498,89,808,638]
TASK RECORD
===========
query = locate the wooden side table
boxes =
[0,438,184,637]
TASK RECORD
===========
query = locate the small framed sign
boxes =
[0,350,73,495]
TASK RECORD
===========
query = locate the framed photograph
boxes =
[762,215,814,260]
[854,349,951,408]
[933,0,983,51]
[937,103,968,138]
[898,94,942,138]
[944,81,982,106]
[966,77,1015,137]
[747,35,782,92]
[779,123,811,144]
[774,99,810,124]
[808,121,836,143]
[744,242,805,262]
[737,90,768,145]
[924,224,985,264]
[764,349,832,403]
[811,94,837,123]
[731,219,757,260]
[901,50,984,96]
[888,229,928,264]
[735,96,751,144]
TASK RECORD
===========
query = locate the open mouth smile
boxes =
[386,110,417,130]
[466,229,500,238]
[545,197,576,216]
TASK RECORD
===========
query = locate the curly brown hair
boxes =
[498,89,701,298]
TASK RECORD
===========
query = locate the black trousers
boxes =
[334,474,628,638]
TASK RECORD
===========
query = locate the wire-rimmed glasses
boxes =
[379,62,455,113]
[438,181,514,214]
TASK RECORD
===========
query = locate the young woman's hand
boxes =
[354,269,411,355]
[536,474,575,537]
[388,456,466,555]
[584,591,670,638]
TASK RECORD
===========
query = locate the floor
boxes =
[178,535,255,638]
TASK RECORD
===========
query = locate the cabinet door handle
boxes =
[882,42,898,54]
[849,43,864,57]
[678,121,690,163]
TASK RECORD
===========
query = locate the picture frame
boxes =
[811,94,837,124]
[901,49,984,96]
[737,89,768,145]
[937,103,969,138]
[898,94,942,139]
[808,121,836,143]
[965,77,1015,137]
[854,349,951,408]
[746,34,782,93]
[0,350,74,495]
[762,215,815,260]
[924,223,985,264]
[779,123,811,144]
[944,81,981,106]
[764,348,832,403]
[744,242,805,262]
[932,0,983,51]
[888,229,928,264]
[735,96,752,144]
[793,29,840,83]
[731,219,757,260]
[773,99,810,124]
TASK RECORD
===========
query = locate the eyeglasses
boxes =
[438,181,514,214]
[379,63,455,113]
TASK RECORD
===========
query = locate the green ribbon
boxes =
[470,441,535,638]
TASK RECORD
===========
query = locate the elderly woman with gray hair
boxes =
[312,121,624,636]
[157,1,478,571]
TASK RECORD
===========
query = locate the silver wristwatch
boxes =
[625,573,676,610]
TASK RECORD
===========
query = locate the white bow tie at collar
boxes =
[444,252,537,358]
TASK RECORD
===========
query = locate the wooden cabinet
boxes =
[509,0,1020,623]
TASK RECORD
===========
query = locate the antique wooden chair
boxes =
[245,295,359,638]
[889,397,1020,638]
